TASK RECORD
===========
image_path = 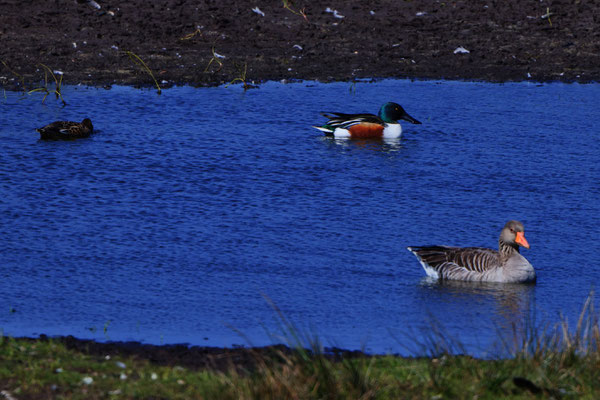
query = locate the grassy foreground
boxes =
[2,297,600,399]
[1,330,600,399]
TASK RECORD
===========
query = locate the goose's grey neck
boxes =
[499,239,519,260]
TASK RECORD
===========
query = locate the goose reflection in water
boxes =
[418,279,536,356]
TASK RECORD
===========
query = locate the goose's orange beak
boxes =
[515,231,530,249]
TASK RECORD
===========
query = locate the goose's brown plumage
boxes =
[36,118,94,140]
[407,220,535,283]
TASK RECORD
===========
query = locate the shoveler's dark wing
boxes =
[407,245,501,274]
[320,112,384,129]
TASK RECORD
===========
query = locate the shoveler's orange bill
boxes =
[515,231,530,248]
[348,123,384,138]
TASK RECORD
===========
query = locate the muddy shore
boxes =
[1,0,599,91]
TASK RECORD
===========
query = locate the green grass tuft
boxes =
[3,293,600,398]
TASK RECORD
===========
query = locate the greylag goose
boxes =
[36,118,93,140]
[313,102,421,139]
[407,220,535,283]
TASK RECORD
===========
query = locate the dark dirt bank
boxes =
[23,335,367,374]
[1,0,599,91]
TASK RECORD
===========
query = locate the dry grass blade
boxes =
[126,51,162,94]
[180,28,203,41]
[282,0,309,22]
[204,47,224,73]
[28,63,67,105]
[225,62,257,91]
[0,59,27,92]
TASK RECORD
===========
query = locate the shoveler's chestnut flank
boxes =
[407,220,535,283]
[313,102,421,139]
[36,118,94,140]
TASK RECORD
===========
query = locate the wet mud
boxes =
[1,0,599,90]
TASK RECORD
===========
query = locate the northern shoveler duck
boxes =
[313,102,421,139]
[36,118,94,140]
[407,220,535,283]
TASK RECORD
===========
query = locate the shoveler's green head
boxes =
[378,102,421,125]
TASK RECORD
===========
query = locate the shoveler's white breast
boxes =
[382,123,401,139]
[333,128,351,138]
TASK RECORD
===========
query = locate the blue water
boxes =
[1,80,599,356]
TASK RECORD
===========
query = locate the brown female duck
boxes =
[36,118,93,140]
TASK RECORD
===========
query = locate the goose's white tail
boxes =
[407,247,439,279]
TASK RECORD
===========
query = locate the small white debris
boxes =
[108,389,122,395]
[453,46,470,54]
[252,7,265,16]
[161,80,168,84]
[527,72,532,78]
[72,42,77,48]
[53,70,64,75]
[115,361,126,369]
[559,72,564,76]
[541,10,553,19]
[105,355,111,360]
[111,45,118,50]
[107,10,114,16]
[293,44,303,50]
[411,59,416,64]
[177,379,185,385]
[325,7,344,19]
[288,68,292,71]
[151,372,158,380]
[120,373,127,380]
[82,376,94,385]
[55,368,63,373]
[87,0,101,9]
[416,11,427,16]
[1,391,17,400]
[214,52,226,59]
[370,10,375,15]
